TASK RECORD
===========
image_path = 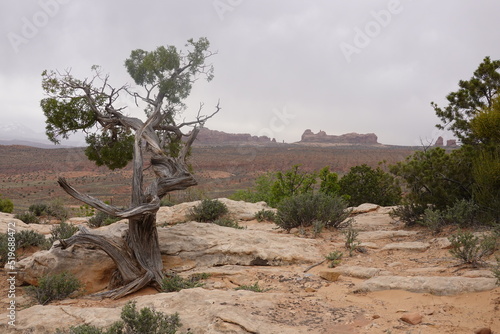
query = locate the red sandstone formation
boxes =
[300,129,379,145]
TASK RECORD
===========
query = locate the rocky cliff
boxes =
[194,128,275,145]
[300,129,379,145]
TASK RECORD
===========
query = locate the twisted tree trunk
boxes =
[55,119,202,299]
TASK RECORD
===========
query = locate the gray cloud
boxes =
[1,0,499,145]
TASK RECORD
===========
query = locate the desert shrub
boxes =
[254,209,276,222]
[88,211,120,228]
[29,203,49,216]
[161,274,205,292]
[269,165,317,207]
[15,211,40,224]
[448,231,498,267]
[16,230,50,249]
[234,282,268,292]
[55,301,184,334]
[49,221,79,244]
[275,193,351,232]
[0,195,14,213]
[339,164,401,206]
[189,199,228,222]
[312,220,325,238]
[318,166,341,196]
[26,272,82,305]
[343,227,361,257]
[46,199,69,221]
[212,218,244,229]
[390,201,427,227]
[229,172,276,205]
[325,251,343,268]
[390,147,473,211]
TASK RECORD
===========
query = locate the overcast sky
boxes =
[1,0,499,146]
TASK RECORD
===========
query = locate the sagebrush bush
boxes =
[88,211,120,228]
[16,230,50,249]
[29,203,49,216]
[343,227,361,257]
[161,274,205,292]
[55,301,185,334]
[254,209,276,222]
[448,231,498,267]
[189,199,228,222]
[26,272,82,305]
[390,201,427,227]
[275,193,351,232]
[14,211,39,224]
[49,222,79,244]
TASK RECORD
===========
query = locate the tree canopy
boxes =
[432,56,500,145]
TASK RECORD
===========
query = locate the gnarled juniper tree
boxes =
[41,37,219,299]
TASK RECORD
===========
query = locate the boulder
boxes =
[357,276,497,295]
[14,245,117,293]
[0,213,52,235]
[158,222,321,267]
[400,312,423,325]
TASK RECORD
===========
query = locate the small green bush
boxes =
[55,301,185,334]
[29,203,49,216]
[343,227,361,257]
[448,231,498,267]
[275,193,351,232]
[390,201,427,227]
[26,272,82,305]
[49,222,79,244]
[254,209,276,222]
[212,218,244,229]
[189,199,228,222]
[234,282,268,292]
[88,211,120,228]
[0,195,14,213]
[161,274,205,292]
[15,211,40,224]
[325,251,343,268]
[16,230,50,249]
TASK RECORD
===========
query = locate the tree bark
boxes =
[54,123,203,299]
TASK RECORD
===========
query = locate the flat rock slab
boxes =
[329,266,390,279]
[159,222,322,267]
[382,242,430,252]
[357,276,498,295]
[357,230,418,241]
[1,288,367,334]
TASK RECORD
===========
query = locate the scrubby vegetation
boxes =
[189,199,229,222]
[49,221,79,244]
[54,301,186,334]
[0,194,14,213]
[212,217,244,229]
[234,282,268,292]
[26,272,83,305]
[275,192,351,232]
[325,251,343,268]
[448,230,498,267]
[161,273,207,292]
[254,209,276,222]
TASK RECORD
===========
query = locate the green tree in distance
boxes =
[432,56,500,145]
[41,37,218,299]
